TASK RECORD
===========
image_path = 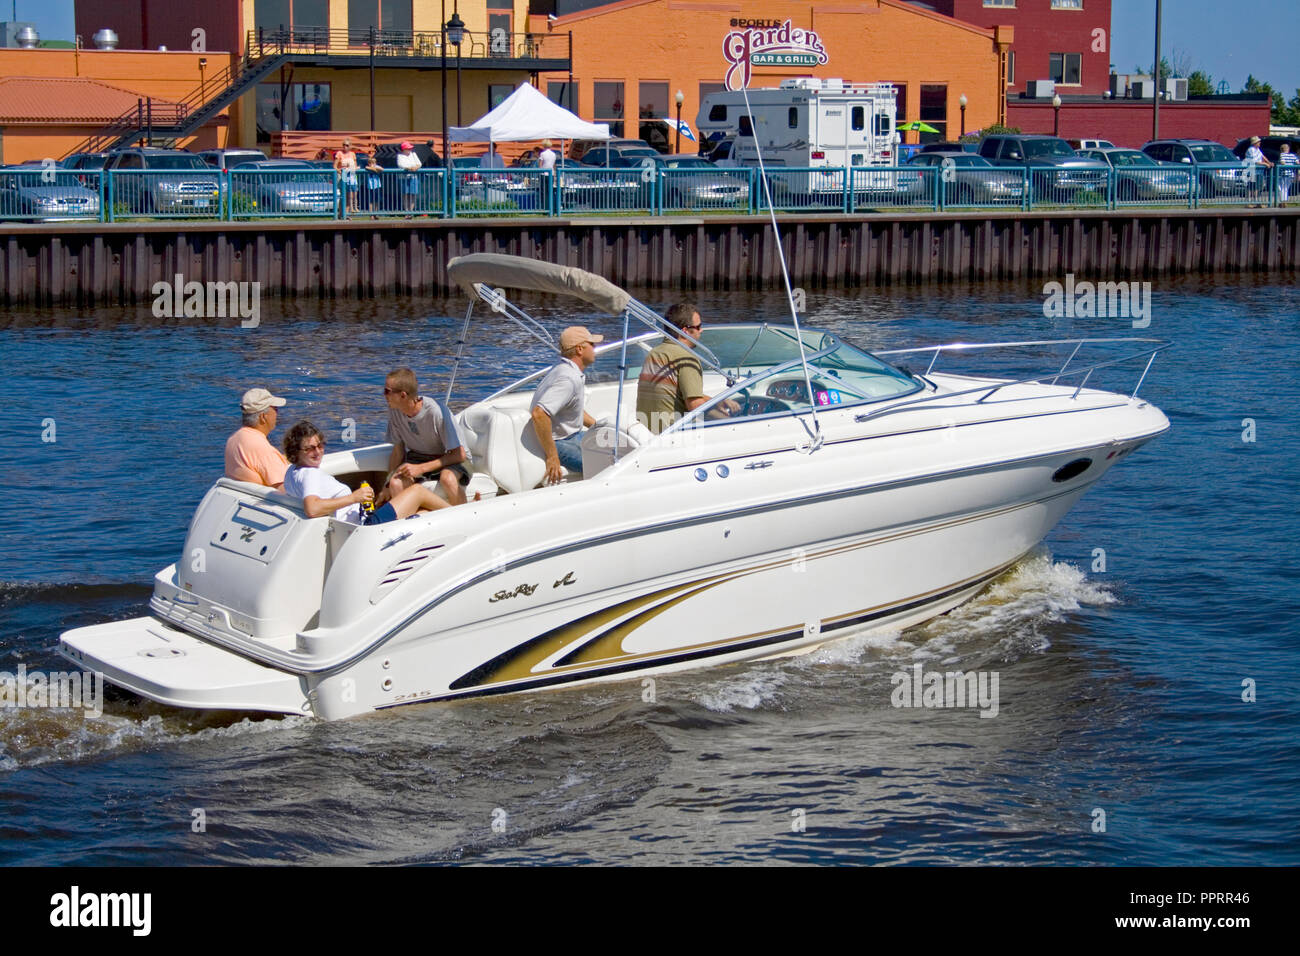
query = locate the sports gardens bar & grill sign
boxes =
[723,18,829,90]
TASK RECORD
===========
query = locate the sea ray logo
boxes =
[239,526,255,542]
[890,663,999,718]
[49,886,151,936]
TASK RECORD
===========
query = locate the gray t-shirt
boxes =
[386,396,463,460]
[530,358,585,439]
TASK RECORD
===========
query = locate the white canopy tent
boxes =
[449,82,610,147]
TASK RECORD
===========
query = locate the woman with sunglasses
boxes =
[282,420,448,524]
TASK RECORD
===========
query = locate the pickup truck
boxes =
[978,134,1108,202]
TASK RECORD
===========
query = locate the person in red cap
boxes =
[224,387,289,488]
[530,326,605,483]
[396,141,422,212]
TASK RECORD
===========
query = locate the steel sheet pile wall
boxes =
[3,211,1297,305]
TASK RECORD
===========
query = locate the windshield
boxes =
[1110,150,1154,167]
[1189,143,1236,163]
[1024,139,1075,159]
[144,156,211,170]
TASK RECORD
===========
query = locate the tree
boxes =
[1187,71,1214,98]
[1242,75,1298,124]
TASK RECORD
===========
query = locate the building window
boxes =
[1006,50,1015,85]
[548,81,577,113]
[639,83,669,151]
[488,85,513,110]
[594,82,624,138]
[347,0,412,36]
[255,82,332,144]
[983,0,1015,6]
[919,84,947,143]
[254,0,329,34]
[887,82,907,125]
[489,14,511,56]
[1051,0,1083,8]
[1049,52,1082,85]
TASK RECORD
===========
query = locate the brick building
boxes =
[540,0,1013,149]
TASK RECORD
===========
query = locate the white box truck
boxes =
[697,78,900,201]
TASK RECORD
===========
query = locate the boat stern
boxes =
[59,617,311,716]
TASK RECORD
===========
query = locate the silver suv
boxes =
[105,148,222,214]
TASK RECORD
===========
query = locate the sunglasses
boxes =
[301,441,326,454]
[685,323,703,331]
[383,387,402,395]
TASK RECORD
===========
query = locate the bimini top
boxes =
[447,253,631,316]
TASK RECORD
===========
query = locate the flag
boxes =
[661,117,696,142]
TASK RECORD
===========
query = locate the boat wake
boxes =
[0,698,309,774]
[679,549,1115,714]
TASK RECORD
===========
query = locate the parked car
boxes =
[1231,135,1300,164]
[0,164,102,220]
[579,144,660,166]
[1075,147,1191,201]
[198,148,268,173]
[918,141,980,154]
[978,134,1108,201]
[641,154,749,208]
[372,142,443,168]
[62,152,110,171]
[1141,139,1253,198]
[229,159,336,214]
[703,137,740,167]
[570,137,655,161]
[902,152,1024,204]
[1068,138,1116,151]
[104,148,221,214]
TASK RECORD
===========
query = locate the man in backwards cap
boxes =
[225,387,289,488]
[530,326,604,484]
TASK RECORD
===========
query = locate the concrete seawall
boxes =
[3,209,1298,305]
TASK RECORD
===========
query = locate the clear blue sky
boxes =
[12,0,1299,100]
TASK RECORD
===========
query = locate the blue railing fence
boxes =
[1,162,1292,223]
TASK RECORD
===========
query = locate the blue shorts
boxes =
[364,502,399,525]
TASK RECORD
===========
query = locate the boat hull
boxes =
[61,428,1145,718]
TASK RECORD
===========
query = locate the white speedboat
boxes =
[61,254,1170,719]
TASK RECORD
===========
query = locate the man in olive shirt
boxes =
[636,303,737,433]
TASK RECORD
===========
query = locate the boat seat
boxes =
[581,421,653,477]
[458,405,576,494]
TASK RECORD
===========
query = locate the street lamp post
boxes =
[440,1,448,166]
[1052,93,1061,137]
[674,89,684,154]
[958,93,967,137]
[448,11,465,125]
[198,57,207,105]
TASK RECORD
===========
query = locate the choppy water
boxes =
[2,274,1297,865]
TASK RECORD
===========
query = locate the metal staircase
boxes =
[64,52,289,158]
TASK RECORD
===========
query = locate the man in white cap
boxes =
[225,387,289,488]
[530,326,604,483]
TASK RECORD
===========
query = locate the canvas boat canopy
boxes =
[447,254,632,316]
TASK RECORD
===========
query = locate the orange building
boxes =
[0,49,226,164]
[539,0,1010,151]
